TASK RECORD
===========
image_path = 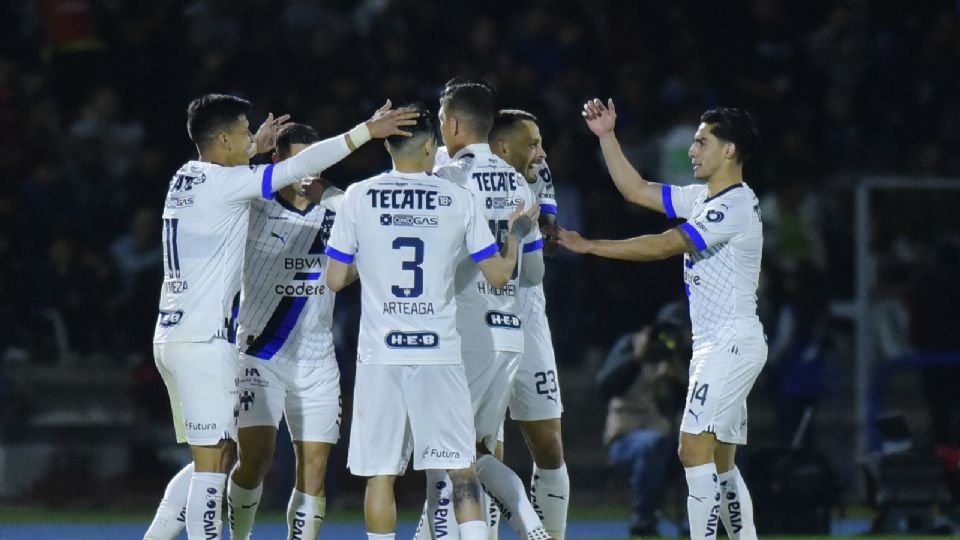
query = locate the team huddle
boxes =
[145,76,765,540]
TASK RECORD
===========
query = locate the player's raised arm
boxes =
[477,201,540,287]
[268,102,420,192]
[582,98,665,212]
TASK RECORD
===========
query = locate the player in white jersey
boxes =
[144,94,419,540]
[558,101,763,540]
[222,123,347,540]
[421,82,551,540]
[323,103,537,540]
[489,110,569,540]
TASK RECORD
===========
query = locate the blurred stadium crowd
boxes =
[1,0,959,513]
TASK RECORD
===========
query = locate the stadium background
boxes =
[1,0,959,538]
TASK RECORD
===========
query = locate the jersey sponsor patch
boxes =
[384,331,439,348]
[484,311,521,329]
[158,309,184,327]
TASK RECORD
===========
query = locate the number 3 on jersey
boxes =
[391,237,424,298]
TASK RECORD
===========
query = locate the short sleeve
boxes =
[678,198,748,252]
[520,183,543,252]
[462,190,498,262]
[215,164,276,204]
[324,184,359,263]
[663,183,706,219]
[534,161,557,215]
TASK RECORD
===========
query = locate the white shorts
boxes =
[464,350,521,452]
[237,354,341,443]
[508,310,563,421]
[154,338,239,446]
[347,363,475,476]
[679,336,767,445]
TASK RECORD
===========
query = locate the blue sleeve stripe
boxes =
[324,246,355,264]
[539,203,558,215]
[680,222,707,251]
[662,184,676,218]
[293,272,322,280]
[261,164,276,200]
[523,238,544,253]
[471,243,498,262]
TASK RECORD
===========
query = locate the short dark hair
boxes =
[700,107,758,164]
[186,93,251,148]
[387,102,436,153]
[276,123,319,158]
[439,83,496,137]
[489,109,538,142]
[441,76,496,99]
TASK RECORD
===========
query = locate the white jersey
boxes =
[237,196,337,365]
[436,144,543,353]
[662,182,764,352]
[325,170,498,365]
[518,160,555,320]
[154,134,351,343]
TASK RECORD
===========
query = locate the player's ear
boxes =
[384,139,391,153]
[723,142,736,161]
[271,152,279,164]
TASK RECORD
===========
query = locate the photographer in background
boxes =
[596,302,692,537]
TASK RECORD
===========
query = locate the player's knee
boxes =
[236,444,274,479]
[677,437,711,468]
[447,467,482,504]
[531,435,564,469]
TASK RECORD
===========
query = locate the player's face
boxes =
[521,120,547,181]
[500,120,545,182]
[437,104,454,147]
[223,115,255,165]
[688,123,728,180]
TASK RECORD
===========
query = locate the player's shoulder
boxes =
[434,160,470,187]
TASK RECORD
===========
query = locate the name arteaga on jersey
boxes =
[383,301,435,315]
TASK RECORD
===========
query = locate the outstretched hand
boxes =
[507,200,541,239]
[556,227,591,254]
[581,98,617,137]
[367,99,421,138]
[254,112,292,154]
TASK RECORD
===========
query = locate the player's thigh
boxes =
[284,360,341,444]
[710,356,766,445]
[347,363,411,477]
[679,350,734,438]
[156,339,239,446]
[237,354,286,431]
[404,364,475,471]
[509,320,563,422]
[464,351,520,446]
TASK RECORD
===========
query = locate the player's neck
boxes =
[393,157,429,174]
[706,167,743,195]
[447,137,486,157]
[198,148,244,167]
[277,185,311,210]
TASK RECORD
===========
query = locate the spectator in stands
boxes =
[596,302,691,536]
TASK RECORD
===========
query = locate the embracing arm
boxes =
[325,259,358,292]
[557,226,693,261]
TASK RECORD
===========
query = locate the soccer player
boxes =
[489,110,569,540]
[427,83,550,540]
[323,103,537,540]
[559,99,763,540]
[225,123,346,540]
[144,94,417,540]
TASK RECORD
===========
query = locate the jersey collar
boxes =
[453,143,491,160]
[704,182,744,203]
[274,192,316,216]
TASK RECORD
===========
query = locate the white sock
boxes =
[367,533,395,540]
[144,463,192,540]
[186,472,227,540]
[718,467,757,540]
[475,455,543,537]
[685,463,721,540]
[227,479,262,540]
[486,491,500,540]
[530,464,568,540]
[424,470,460,539]
[459,520,488,540]
[287,490,326,540]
